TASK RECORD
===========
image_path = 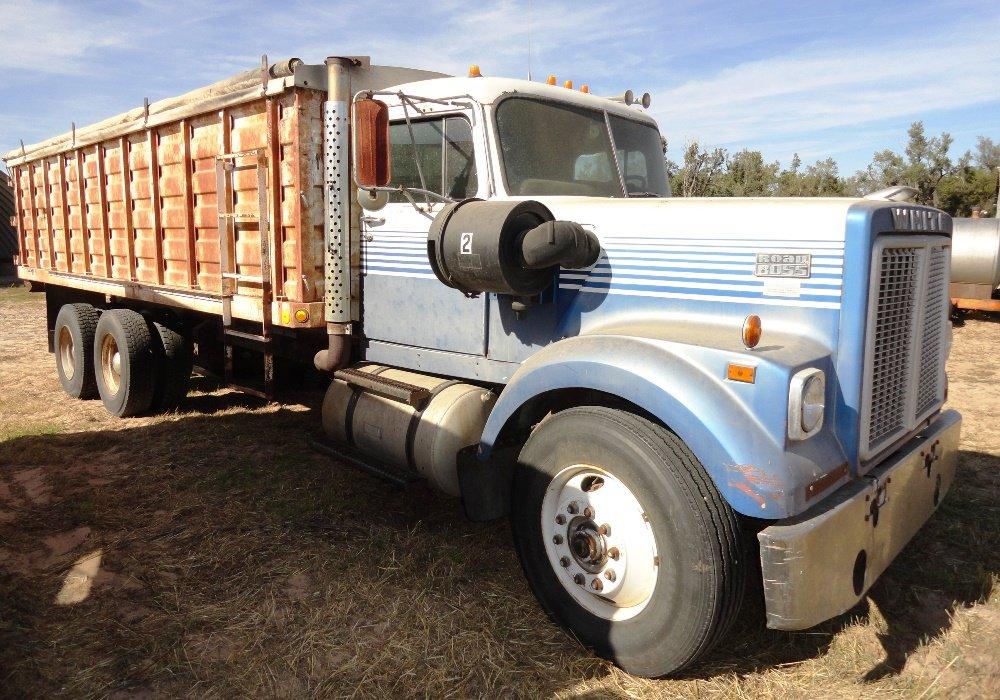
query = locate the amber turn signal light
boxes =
[294,309,310,324]
[727,363,756,383]
[742,314,762,349]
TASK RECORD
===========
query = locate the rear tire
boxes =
[511,406,745,677]
[94,309,156,417]
[54,303,100,399]
[148,319,193,413]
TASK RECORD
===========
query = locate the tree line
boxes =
[666,122,1000,217]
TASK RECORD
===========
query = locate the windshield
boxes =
[495,97,670,198]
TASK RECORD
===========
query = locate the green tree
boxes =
[777,155,848,197]
[672,141,727,197]
[850,148,905,195]
[717,149,779,196]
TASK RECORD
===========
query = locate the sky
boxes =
[1,0,998,175]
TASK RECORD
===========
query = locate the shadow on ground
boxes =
[0,402,996,695]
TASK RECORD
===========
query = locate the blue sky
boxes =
[1,0,998,175]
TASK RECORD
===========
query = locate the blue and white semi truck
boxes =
[7,57,960,677]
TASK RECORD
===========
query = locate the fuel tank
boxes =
[322,365,497,496]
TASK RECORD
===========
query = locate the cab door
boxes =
[360,114,485,355]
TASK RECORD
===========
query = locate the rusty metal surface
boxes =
[9,87,326,327]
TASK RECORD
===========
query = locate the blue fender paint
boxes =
[478,330,849,519]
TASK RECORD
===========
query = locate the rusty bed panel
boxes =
[9,87,325,327]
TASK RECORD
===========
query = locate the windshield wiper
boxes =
[627,191,663,198]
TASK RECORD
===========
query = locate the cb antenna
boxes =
[527,0,532,81]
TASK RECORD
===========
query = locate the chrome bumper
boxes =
[758,409,961,630]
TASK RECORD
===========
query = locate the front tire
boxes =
[511,406,745,677]
[54,303,100,399]
[94,309,156,417]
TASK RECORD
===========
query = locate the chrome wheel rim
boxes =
[58,326,75,380]
[100,334,122,395]
[541,464,658,621]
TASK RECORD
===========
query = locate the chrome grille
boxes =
[868,248,920,449]
[916,246,948,417]
[862,237,950,459]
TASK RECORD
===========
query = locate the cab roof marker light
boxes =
[546,75,557,85]
[563,80,573,89]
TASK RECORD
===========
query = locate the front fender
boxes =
[480,332,848,519]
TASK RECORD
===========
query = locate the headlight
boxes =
[788,368,825,440]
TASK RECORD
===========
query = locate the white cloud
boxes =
[0,0,126,72]
[654,24,1000,159]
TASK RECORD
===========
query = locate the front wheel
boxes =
[511,406,745,677]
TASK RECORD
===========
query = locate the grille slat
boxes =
[863,238,949,459]
[916,247,948,416]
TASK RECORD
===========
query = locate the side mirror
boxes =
[354,99,391,189]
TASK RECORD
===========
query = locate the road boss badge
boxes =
[754,253,811,278]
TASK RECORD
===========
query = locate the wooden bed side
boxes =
[8,87,327,328]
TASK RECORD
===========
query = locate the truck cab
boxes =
[338,69,959,675]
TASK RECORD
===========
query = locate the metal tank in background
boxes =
[950,216,1000,312]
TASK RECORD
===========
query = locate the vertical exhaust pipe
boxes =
[315,57,355,372]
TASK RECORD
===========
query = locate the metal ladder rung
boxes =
[224,328,273,345]
[217,148,267,161]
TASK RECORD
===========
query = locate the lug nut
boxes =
[573,573,585,585]
[604,569,616,582]
[553,534,563,545]
[560,556,570,567]
[609,547,620,561]
[598,523,611,536]
[567,501,579,515]
[583,506,594,519]
[590,578,603,592]
[555,514,566,525]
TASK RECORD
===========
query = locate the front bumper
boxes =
[758,409,961,630]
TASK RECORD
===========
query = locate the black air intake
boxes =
[427,199,599,296]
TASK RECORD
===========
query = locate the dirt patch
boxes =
[12,467,52,505]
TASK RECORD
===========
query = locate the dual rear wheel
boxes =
[54,304,192,417]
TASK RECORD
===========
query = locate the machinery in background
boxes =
[950,216,1000,315]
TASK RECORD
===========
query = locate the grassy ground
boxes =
[0,284,997,698]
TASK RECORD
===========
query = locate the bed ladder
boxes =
[215,148,274,399]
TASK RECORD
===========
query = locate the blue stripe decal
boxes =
[559,283,841,309]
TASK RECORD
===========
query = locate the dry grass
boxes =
[0,284,997,699]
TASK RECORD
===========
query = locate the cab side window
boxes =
[388,116,478,201]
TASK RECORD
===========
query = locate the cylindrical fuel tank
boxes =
[322,365,497,496]
[951,217,1000,287]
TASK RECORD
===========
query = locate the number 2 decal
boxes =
[460,232,474,254]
